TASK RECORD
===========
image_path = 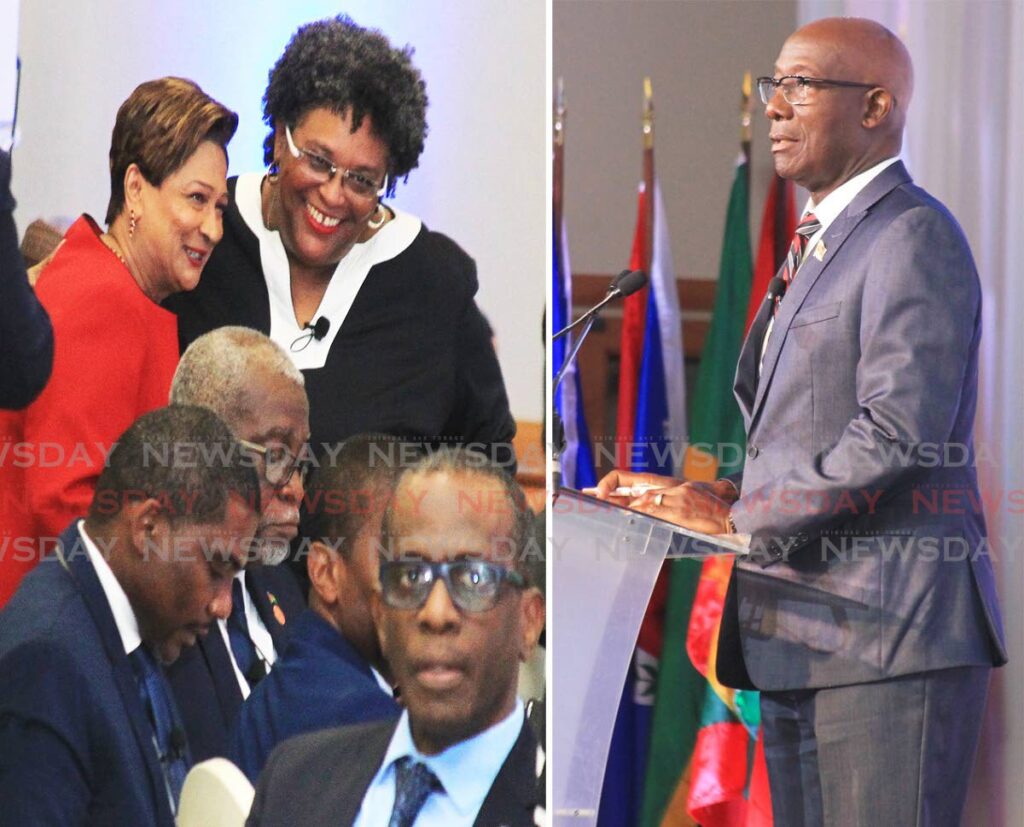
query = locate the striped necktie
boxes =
[773,211,821,315]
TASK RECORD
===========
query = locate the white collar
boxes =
[234,172,421,371]
[804,156,901,232]
[78,519,141,655]
[380,699,525,818]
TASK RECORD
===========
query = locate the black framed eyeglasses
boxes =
[238,439,309,490]
[284,124,386,201]
[379,559,527,613]
[757,75,878,106]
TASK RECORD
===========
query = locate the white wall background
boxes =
[11,0,546,423]
[0,0,19,151]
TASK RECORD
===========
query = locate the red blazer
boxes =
[0,215,178,605]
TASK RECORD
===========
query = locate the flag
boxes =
[680,165,795,827]
[553,219,597,489]
[600,174,687,827]
[745,174,796,333]
[640,156,755,827]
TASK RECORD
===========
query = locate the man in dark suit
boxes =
[227,434,401,782]
[596,17,1006,826]
[166,327,308,761]
[0,405,261,825]
[248,449,546,826]
[0,148,53,410]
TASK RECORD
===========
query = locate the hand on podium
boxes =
[587,470,738,537]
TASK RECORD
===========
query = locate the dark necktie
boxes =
[129,645,191,812]
[388,756,443,827]
[227,577,265,686]
[773,211,821,315]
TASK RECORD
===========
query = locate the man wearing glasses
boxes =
[165,327,309,762]
[248,448,545,827]
[596,17,1005,826]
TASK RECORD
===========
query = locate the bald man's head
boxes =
[766,17,913,202]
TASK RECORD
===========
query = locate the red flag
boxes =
[745,175,796,334]
[615,190,649,467]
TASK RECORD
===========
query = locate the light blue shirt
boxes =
[353,699,525,827]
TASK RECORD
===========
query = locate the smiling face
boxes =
[268,107,388,273]
[131,493,257,664]
[372,470,544,755]
[131,140,229,301]
[230,367,310,559]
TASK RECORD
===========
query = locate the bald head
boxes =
[790,17,913,130]
[767,17,913,201]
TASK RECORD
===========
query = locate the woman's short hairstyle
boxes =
[262,15,429,197]
[105,77,238,225]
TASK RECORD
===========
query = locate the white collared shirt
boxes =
[353,700,526,827]
[759,156,901,370]
[234,172,422,371]
[217,569,278,698]
[78,519,140,656]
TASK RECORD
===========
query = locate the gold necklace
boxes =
[100,232,128,267]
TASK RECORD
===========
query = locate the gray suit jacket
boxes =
[246,716,539,826]
[717,162,1007,691]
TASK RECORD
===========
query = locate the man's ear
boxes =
[127,498,168,559]
[862,87,895,129]
[518,587,546,662]
[370,588,388,654]
[307,540,340,605]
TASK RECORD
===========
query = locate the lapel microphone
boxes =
[168,727,188,762]
[290,316,331,352]
[766,276,787,303]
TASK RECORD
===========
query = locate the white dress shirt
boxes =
[217,569,278,698]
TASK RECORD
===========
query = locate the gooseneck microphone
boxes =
[290,316,331,352]
[552,269,649,494]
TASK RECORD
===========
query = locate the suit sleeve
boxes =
[0,150,53,411]
[442,256,518,470]
[0,642,93,825]
[731,206,981,553]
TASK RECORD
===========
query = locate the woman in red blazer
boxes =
[0,77,238,605]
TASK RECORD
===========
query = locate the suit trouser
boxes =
[760,665,991,827]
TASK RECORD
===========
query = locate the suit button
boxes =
[747,445,759,459]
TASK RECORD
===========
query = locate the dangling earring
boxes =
[129,209,137,239]
[367,202,387,230]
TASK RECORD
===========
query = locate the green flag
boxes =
[639,157,753,827]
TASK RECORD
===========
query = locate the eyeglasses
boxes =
[238,439,308,490]
[379,559,527,613]
[284,125,386,201]
[757,75,878,106]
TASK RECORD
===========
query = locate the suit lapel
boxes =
[338,721,398,826]
[60,527,173,826]
[247,569,292,652]
[474,720,539,827]
[734,293,774,423]
[745,162,912,433]
[196,624,244,720]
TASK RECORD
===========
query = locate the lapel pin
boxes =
[268,591,286,625]
[813,240,827,261]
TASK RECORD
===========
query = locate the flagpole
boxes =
[741,70,753,193]
[554,77,565,237]
[642,76,654,276]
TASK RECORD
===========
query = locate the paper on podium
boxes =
[551,487,744,826]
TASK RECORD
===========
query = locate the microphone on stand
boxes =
[552,269,648,492]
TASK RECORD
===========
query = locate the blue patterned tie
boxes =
[227,577,265,686]
[388,756,442,827]
[129,645,191,812]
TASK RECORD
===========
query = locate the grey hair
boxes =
[170,327,305,423]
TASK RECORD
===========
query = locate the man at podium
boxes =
[594,17,1006,826]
